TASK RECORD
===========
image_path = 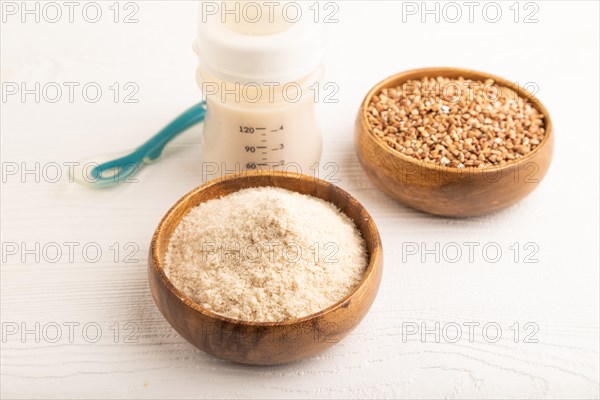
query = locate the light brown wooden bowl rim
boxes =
[359,66,554,173]
[150,170,383,327]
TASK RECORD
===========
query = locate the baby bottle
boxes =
[194,1,323,176]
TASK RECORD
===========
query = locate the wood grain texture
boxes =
[149,172,383,365]
[1,2,599,399]
[355,67,554,217]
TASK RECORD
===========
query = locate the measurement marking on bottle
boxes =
[257,163,268,166]
[257,146,267,149]
[261,139,267,142]
[271,129,279,133]
[271,148,279,151]
[256,127,266,130]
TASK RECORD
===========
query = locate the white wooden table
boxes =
[1,1,599,398]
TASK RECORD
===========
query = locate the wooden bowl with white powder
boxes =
[148,171,383,365]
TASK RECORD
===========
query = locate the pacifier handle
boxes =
[73,101,207,188]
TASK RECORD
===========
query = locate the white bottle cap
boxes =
[194,2,322,84]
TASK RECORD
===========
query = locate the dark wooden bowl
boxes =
[148,171,383,365]
[355,67,554,217]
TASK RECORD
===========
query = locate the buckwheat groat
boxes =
[366,76,546,168]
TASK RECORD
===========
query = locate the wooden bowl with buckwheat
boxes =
[355,67,554,217]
